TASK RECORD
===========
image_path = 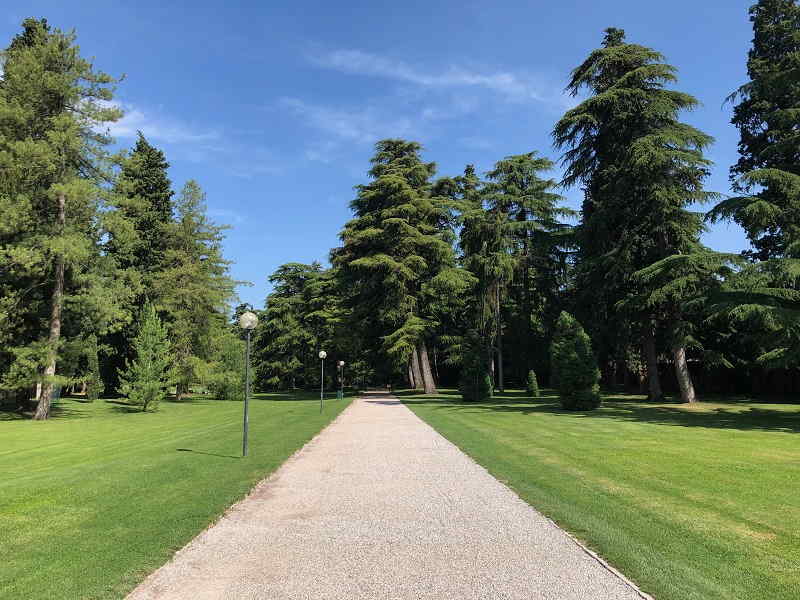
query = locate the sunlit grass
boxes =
[402,388,800,600]
[1,391,352,599]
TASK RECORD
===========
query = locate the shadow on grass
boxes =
[176,448,241,459]
[401,391,800,434]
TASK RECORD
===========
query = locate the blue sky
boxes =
[6,1,756,308]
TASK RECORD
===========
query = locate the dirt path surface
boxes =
[128,392,646,599]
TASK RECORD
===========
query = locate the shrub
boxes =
[526,369,540,398]
[550,311,601,410]
[459,330,493,402]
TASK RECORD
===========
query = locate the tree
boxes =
[153,180,236,400]
[85,334,103,402]
[458,329,493,402]
[626,250,745,402]
[333,139,457,393]
[102,134,176,392]
[118,304,175,411]
[0,18,123,419]
[253,262,342,390]
[550,312,601,410]
[526,369,540,398]
[483,153,572,388]
[707,1,800,374]
[714,0,800,261]
[553,28,715,402]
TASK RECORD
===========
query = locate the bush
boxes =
[459,330,493,402]
[526,369,540,398]
[118,304,176,412]
[550,311,601,410]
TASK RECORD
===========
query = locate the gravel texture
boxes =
[128,393,647,599]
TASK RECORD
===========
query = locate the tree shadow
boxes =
[176,448,241,459]
[402,393,800,434]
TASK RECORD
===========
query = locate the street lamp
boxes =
[238,311,258,457]
[319,350,327,413]
[338,360,345,399]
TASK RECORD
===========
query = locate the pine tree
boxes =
[550,312,601,410]
[153,180,236,400]
[333,139,456,393]
[102,134,176,393]
[118,304,175,411]
[553,28,715,403]
[0,18,122,418]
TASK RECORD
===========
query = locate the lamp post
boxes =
[338,360,345,399]
[238,311,258,457]
[319,350,327,413]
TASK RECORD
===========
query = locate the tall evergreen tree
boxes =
[333,139,457,393]
[483,153,571,388]
[0,18,123,418]
[707,1,800,371]
[153,180,236,400]
[553,28,715,402]
[102,134,175,393]
[712,0,800,260]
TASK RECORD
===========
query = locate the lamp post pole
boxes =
[319,350,327,413]
[238,311,259,457]
[243,329,251,457]
[338,360,345,399]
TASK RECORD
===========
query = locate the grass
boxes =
[0,391,353,599]
[401,388,800,600]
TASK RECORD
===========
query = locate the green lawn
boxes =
[402,389,800,600]
[1,391,352,599]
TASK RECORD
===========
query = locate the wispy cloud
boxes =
[279,97,418,145]
[104,101,220,145]
[308,48,566,105]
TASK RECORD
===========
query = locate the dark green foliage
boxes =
[333,139,456,389]
[118,304,175,411]
[85,334,103,402]
[458,330,493,402]
[526,369,540,398]
[550,312,601,410]
[718,0,800,260]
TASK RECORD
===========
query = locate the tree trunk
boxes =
[417,342,437,395]
[672,344,696,403]
[34,192,66,421]
[410,348,423,390]
[407,362,416,389]
[176,381,189,402]
[642,324,663,402]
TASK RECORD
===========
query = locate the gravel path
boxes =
[128,393,647,599]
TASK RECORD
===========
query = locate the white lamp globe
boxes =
[319,350,327,359]
[238,311,258,330]
[338,360,345,367]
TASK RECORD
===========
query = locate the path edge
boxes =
[399,396,656,600]
[126,395,360,599]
